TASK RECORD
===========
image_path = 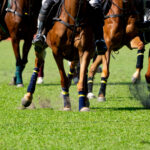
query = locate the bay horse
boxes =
[87,0,144,101]
[21,0,99,111]
[0,0,42,87]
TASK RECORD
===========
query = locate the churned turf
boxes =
[0,41,150,150]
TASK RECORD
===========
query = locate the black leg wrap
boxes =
[136,49,144,69]
[88,77,94,93]
[98,77,107,96]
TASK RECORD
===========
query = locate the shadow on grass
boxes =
[37,81,134,87]
[91,106,148,111]
[93,82,133,86]
[129,82,150,108]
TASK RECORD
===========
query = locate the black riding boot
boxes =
[95,24,107,55]
[91,4,107,55]
[32,0,55,48]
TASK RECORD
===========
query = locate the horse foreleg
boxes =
[78,51,91,112]
[53,54,71,111]
[98,50,110,102]
[87,55,102,99]
[11,38,24,87]
[145,49,150,90]
[130,37,144,84]
[21,50,45,107]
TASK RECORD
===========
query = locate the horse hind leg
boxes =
[11,38,24,87]
[53,54,71,111]
[130,37,145,84]
[87,54,103,99]
[97,51,110,102]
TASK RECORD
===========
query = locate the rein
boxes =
[104,0,125,19]
[53,0,84,31]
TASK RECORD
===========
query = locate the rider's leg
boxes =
[32,0,56,47]
[89,0,107,55]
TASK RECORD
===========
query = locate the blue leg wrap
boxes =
[78,91,86,111]
[27,68,39,93]
[15,66,23,84]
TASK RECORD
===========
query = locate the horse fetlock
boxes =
[22,93,33,107]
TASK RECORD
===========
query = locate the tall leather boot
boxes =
[92,4,107,55]
[32,0,55,48]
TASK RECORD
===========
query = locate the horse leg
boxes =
[87,55,102,99]
[97,50,110,102]
[78,51,91,112]
[21,50,45,107]
[131,37,145,84]
[37,50,46,84]
[145,49,150,90]
[11,38,24,87]
[53,54,71,111]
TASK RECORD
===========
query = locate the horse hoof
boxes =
[37,77,44,84]
[21,94,33,107]
[97,97,106,102]
[87,92,96,99]
[17,84,24,87]
[63,107,71,111]
[132,76,141,84]
[80,107,90,112]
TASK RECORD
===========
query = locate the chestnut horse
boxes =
[0,0,42,87]
[22,0,99,111]
[87,0,144,101]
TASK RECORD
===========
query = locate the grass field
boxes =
[1,41,150,150]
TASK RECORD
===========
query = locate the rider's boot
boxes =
[91,2,107,55]
[32,0,55,48]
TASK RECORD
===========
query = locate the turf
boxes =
[0,41,150,150]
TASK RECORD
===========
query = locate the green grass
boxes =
[0,41,150,149]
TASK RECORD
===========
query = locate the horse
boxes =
[0,0,43,87]
[87,0,145,101]
[21,0,103,111]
